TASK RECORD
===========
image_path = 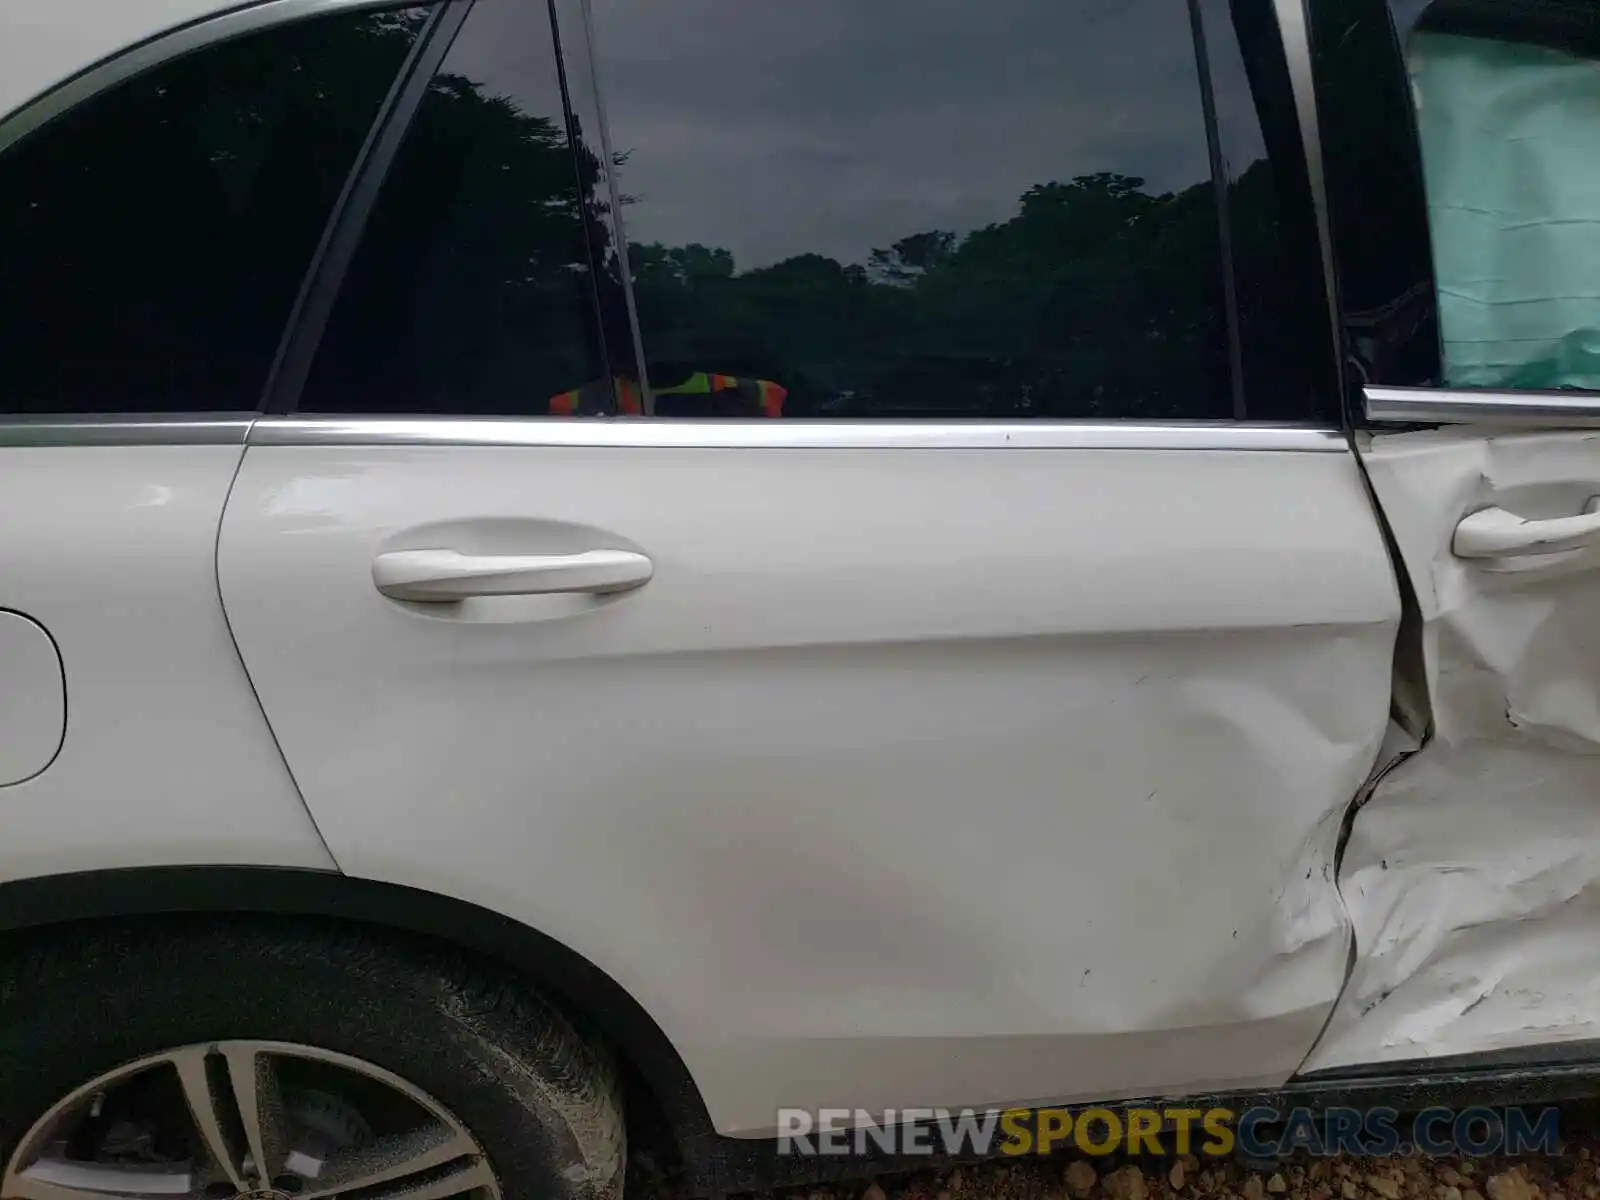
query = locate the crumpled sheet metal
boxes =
[1307,428,1600,1070]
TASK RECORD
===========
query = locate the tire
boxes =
[0,916,627,1200]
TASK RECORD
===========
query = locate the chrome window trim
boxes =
[1365,386,1600,428]
[0,414,1344,450]
[248,416,1347,451]
[0,0,410,157]
[0,415,253,446]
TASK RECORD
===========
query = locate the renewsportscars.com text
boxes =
[777,1107,1561,1158]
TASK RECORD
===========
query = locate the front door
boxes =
[1304,0,1600,1071]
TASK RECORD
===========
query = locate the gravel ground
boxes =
[828,1145,1593,1200]
[650,1104,1600,1200]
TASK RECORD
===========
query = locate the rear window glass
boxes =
[0,9,428,413]
[587,0,1237,421]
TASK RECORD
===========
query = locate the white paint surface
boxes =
[0,0,246,122]
[220,442,1398,1134]
[0,446,334,880]
[0,610,64,785]
[1308,428,1600,1070]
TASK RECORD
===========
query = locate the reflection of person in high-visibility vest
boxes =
[549,369,786,418]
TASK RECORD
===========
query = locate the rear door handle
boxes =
[373,548,653,601]
[1454,498,1600,559]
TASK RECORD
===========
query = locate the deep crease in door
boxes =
[1309,427,1600,1070]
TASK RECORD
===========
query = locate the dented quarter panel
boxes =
[1307,428,1600,1071]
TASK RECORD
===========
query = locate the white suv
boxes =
[0,0,1597,1196]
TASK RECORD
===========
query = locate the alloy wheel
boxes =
[1,1040,501,1200]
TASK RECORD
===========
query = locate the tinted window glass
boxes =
[299,3,607,414]
[593,0,1233,420]
[0,9,428,414]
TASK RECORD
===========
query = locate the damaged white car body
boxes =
[1311,426,1600,1071]
[0,0,1599,1194]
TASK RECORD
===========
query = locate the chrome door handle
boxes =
[372,548,653,601]
[1453,498,1600,559]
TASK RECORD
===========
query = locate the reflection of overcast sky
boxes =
[456,0,1233,273]
[585,0,1214,271]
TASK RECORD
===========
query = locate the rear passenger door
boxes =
[218,0,1402,1133]
[1302,0,1600,1073]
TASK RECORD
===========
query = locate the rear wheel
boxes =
[0,919,626,1200]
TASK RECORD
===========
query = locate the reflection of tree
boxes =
[393,76,592,399]
[8,0,1259,420]
[305,16,1245,420]
[869,232,957,286]
[305,40,608,411]
[626,170,1231,418]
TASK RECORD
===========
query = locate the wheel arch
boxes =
[0,865,716,1158]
